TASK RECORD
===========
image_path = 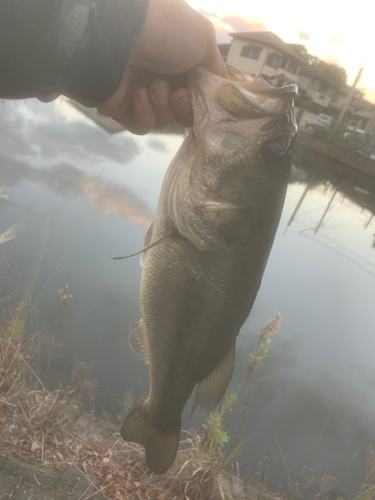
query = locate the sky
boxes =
[186,0,375,103]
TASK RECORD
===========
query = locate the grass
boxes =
[0,301,286,499]
[0,223,24,245]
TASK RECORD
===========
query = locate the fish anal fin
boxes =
[129,319,149,364]
[192,344,235,415]
[121,403,180,475]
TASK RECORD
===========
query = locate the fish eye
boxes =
[260,138,293,168]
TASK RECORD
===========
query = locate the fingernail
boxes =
[151,82,168,105]
[137,88,149,108]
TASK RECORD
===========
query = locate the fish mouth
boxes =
[189,64,298,98]
[188,64,298,120]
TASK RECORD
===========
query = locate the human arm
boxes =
[0,0,148,106]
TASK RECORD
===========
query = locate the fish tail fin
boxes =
[121,403,180,475]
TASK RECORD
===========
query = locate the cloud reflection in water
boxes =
[0,157,153,226]
[0,99,141,166]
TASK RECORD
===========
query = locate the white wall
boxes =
[226,38,268,77]
[307,88,331,107]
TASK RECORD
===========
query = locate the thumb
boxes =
[201,19,228,79]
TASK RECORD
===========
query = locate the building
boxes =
[349,110,374,132]
[225,31,348,112]
[226,32,306,87]
[297,64,347,110]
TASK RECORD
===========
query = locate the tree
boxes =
[288,43,308,55]
[323,63,348,85]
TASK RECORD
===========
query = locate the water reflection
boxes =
[0,158,152,225]
[0,99,140,166]
[1,99,375,496]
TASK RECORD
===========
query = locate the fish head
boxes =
[188,64,298,175]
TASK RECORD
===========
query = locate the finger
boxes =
[170,88,193,128]
[148,79,176,129]
[117,88,157,135]
[96,73,131,118]
[201,18,228,79]
[203,47,228,80]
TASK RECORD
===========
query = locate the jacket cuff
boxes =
[56,0,148,107]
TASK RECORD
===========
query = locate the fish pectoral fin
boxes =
[111,228,174,262]
[140,222,153,268]
[192,343,235,415]
[129,319,149,364]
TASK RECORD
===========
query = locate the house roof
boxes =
[272,73,298,84]
[230,31,307,64]
[352,110,374,119]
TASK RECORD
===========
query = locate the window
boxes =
[287,60,299,74]
[280,56,289,69]
[266,53,281,69]
[240,45,261,60]
[318,81,330,95]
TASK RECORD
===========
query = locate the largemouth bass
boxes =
[121,65,297,474]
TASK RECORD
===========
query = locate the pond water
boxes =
[1,98,375,496]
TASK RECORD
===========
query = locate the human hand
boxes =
[97,0,227,135]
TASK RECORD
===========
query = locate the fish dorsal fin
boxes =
[111,228,173,262]
[192,344,235,414]
[129,319,149,364]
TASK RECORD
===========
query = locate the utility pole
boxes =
[366,111,375,155]
[314,187,338,235]
[330,58,367,139]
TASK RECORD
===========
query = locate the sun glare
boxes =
[187,0,375,102]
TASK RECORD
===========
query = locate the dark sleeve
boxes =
[0,0,149,107]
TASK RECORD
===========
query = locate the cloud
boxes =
[29,121,140,166]
[329,35,342,43]
[222,15,266,33]
[324,55,340,65]
[146,139,168,153]
[0,108,36,160]
[197,8,217,18]
[0,101,140,167]
[197,11,266,44]
[297,29,311,41]
[0,156,153,226]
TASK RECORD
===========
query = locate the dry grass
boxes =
[1,303,266,500]
[3,303,372,500]
[0,222,24,245]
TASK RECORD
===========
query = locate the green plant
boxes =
[100,407,112,424]
[116,389,135,423]
[46,286,73,383]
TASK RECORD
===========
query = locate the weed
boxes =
[100,407,112,424]
[116,389,135,423]
[46,286,73,383]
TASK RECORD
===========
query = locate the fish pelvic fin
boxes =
[129,319,149,364]
[192,343,235,415]
[121,403,181,475]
